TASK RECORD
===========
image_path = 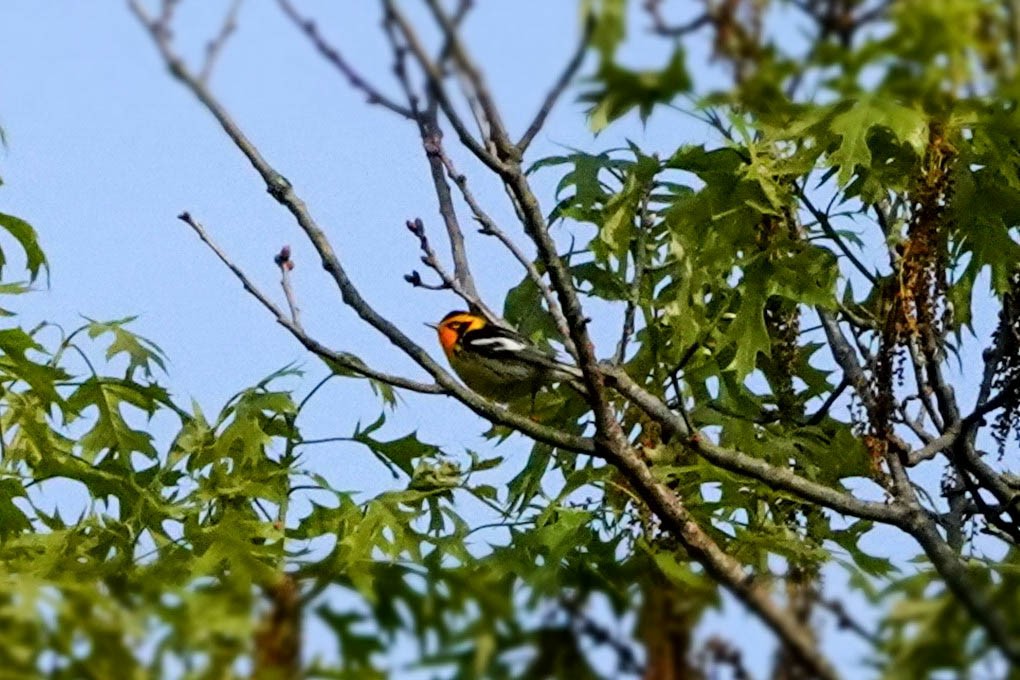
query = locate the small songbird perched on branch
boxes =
[428,310,582,403]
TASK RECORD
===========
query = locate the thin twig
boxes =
[907,510,1020,664]
[177,212,439,395]
[383,2,505,173]
[199,0,244,84]
[155,0,180,37]
[276,0,414,118]
[420,127,480,299]
[274,245,302,329]
[561,597,645,676]
[435,149,576,354]
[422,0,513,155]
[403,270,449,291]
[905,339,944,431]
[818,598,881,647]
[614,194,651,364]
[804,377,850,425]
[404,218,501,323]
[606,366,911,524]
[796,183,878,285]
[130,1,595,456]
[697,637,753,680]
[382,10,486,308]
[517,17,593,152]
[644,0,712,37]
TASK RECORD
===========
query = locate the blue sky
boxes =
[0,2,902,676]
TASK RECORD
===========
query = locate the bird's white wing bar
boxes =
[466,336,530,353]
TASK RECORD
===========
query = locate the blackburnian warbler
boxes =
[428,310,582,402]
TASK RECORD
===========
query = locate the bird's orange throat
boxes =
[437,324,460,357]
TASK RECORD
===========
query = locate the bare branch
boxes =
[383,2,506,173]
[816,310,916,501]
[435,148,577,355]
[130,6,595,457]
[275,0,414,119]
[818,309,878,411]
[818,598,881,647]
[644,0,712,37]
[517,18,592,152]
[273,245,301,329]
[404,217,501,322]
[614,195,651,364]
[698,637,753,680]
[561,597,645,677]
[606,367,911,525]
[419,126,480,299]
[380,7,514,318]
[155,0,180,37]
[422,0,513,155]
[906,385,1019,465]
[907,510,1020,664]
[199,0,243,84]
[178,212,437,395]
[805,377,849,425]
[796,183,878,285]
[905,340,945,432]
[403,269,449,291]
[607,434,841,680]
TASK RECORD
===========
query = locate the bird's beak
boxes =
[424,322,439,330]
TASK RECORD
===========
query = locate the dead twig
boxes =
[276,0,415,119]
[199,0,244,84]
[177,212,439,395]
[273,244,301,330]
[517,16,593,152]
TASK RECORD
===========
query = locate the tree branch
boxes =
[435,147,577,355]
[273,245,301,329]
[417,120,480,300]
[130,4,597,457]
[907,509,1020,665]
[614,195,651,365]
[644,0,712,37]
[199,0,243,84]
[606,367,910,525]
[178,212,437,395]
[379,8,841,673]
[421,0,514,155]
[383,2,506,173]
[517,17,592,153]
[403,217,500,322]
[796,183,878,285]
[605,435,841,680]
[275,0,415,119]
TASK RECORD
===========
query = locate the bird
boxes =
[428,310,582,403]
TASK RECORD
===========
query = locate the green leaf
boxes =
[724,261,771,379]
[584,0,625,59]
[0,478,31,539]
[583,47,691,132]
[65,378,159,460]
[0,328,68,405]
[349,413,442,478]
[820,98,928,186]
[0,212,47,283]
[85,317,167,379]
[506,442,553,512]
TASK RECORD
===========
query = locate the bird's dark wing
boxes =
[461,327,581,377]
